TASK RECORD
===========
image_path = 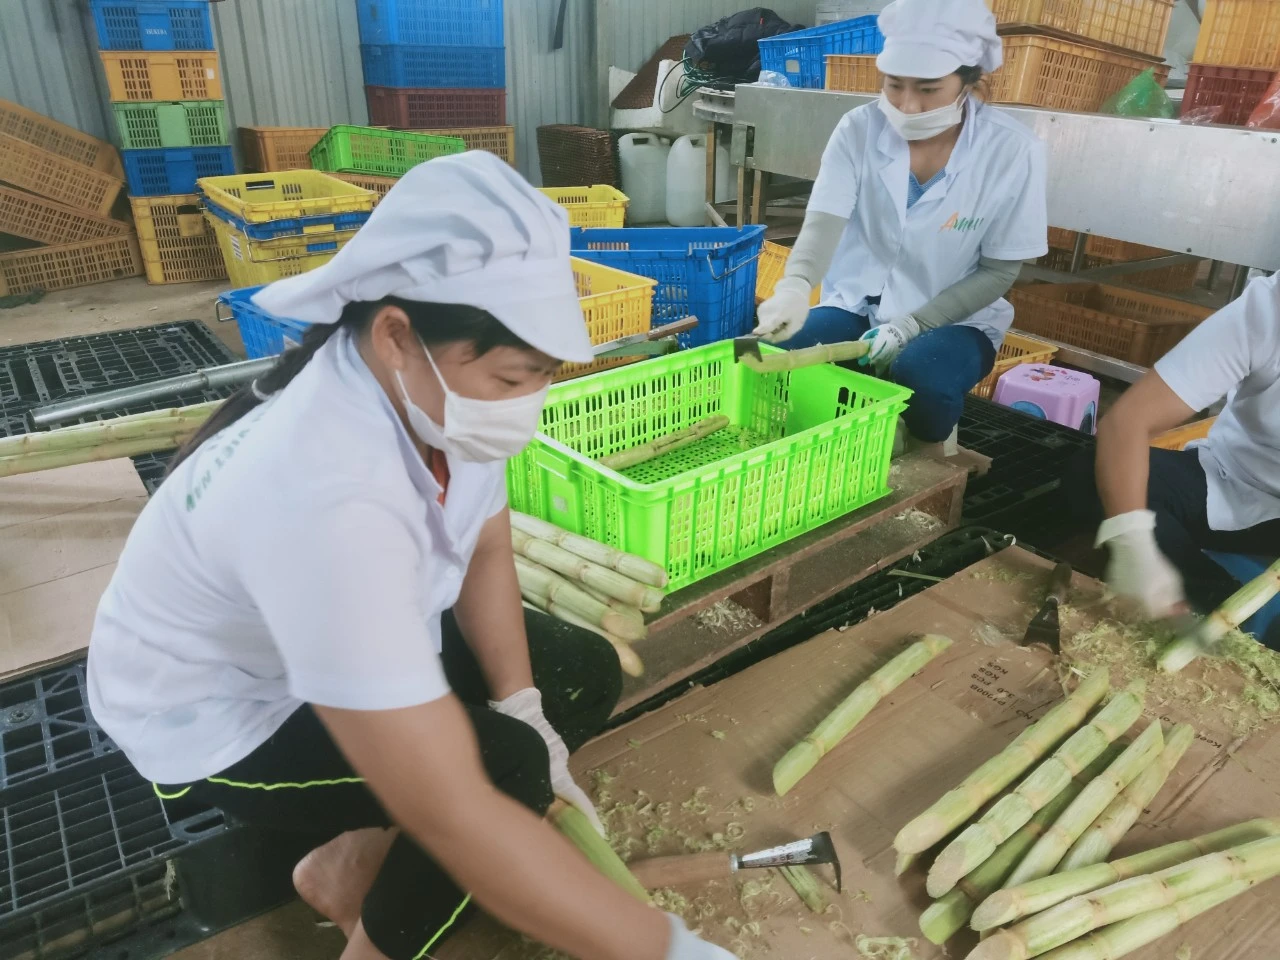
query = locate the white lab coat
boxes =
[808,97,1048,345]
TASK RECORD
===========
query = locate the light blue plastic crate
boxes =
[90,0,214,51]
[360,43,506,89]
[356,0,503,46]
[758,17,885,89]
[217,286,311,359]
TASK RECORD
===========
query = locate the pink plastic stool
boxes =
[992,364,1100,434]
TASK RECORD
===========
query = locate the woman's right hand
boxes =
[754,276,813,343]
[665,913,741,959]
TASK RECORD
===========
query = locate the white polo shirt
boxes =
[87,330,508,785]
[1155,272,1280,532]
[809,98,1049,345]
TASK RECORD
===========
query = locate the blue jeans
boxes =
[777,306,997,442]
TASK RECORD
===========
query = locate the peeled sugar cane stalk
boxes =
[523,591,645,679]
[773,635,953,796]
[549,800,651,904]
[897,668,1112,859]
[0,402,217,458]
[580,582,647,627]
[927,684,1146,899]
[514,556,646,643]
[1002,721,1166,888]
[919,746,1124,946]
[968,836,1280,960]
[971,817,1280,932]
[511,526,665,613]
[780,864,828,913]
[1158,558,1280,673]
[510,512,668,588]
[1058,724,1196,873]
[598,415,729,471]
[0,433,194,478]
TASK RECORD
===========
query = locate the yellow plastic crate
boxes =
[330,172,400,203]
[755,241,822,307]
[825,54,881,92]
[100,51,223,102]
[0,133,124,217]
[197,171,377,224]
[990,0,1176,59]
[1194,0,1280,70]
[131,194,225,285]
[538,185,630,228]
[972,332,1059,400]
[1152,417,1217,450]
[557,258,657,382]
[205,213,355,288]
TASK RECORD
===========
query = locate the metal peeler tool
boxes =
[629,831,842,891]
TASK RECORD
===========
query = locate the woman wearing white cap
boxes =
[755,0,1048,451]
[86,153,737,960]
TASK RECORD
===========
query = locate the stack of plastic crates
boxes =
[358,0,510,165]
[0,100,141,297]
[758,17,884,89]
[1182,1,1280,125]
[90,0,234,285]
[197,171,377,288]
[1038,229,1203,294]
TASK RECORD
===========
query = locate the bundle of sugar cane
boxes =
[1158,558,1280,673]
[549,799,651,904]
[773,634,953,796]
[966,835,1280,960]
[598,415,729,471]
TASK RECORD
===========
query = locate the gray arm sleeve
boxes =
[911,256,1024,330]
[782,210,849,288]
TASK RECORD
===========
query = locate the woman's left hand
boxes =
[490,688,606,836]
[859,316,921,372]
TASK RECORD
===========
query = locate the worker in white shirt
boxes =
[754,0,1048,453]
[86,153,738,960]
[1072,272,1280,647]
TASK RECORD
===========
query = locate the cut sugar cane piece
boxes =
[773,635,953,796]
[549,800,651,904]
[895,851,920,877]
[512,527,665,613]
[920,747,1123,945]
[1003,721,1166,888]
[579,583,646,627]
[1158,558,1280,673]
[972,817,1280,932]
[0,433,194,478]
[511,512,668,588]
[927,684,1145,898]
[967,836,1280,960]
[514,556,646,643]
[780,864,827,913]
[598,415,729,471]
[1059,724,1196,872]
[1034,880,1253,960]
[897,669,1112,857]
[739,339,870,373]
[519,585,644,678]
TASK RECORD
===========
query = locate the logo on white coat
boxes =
[940,212,985,233]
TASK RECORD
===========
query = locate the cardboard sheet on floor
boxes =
[444,547,1280,960]
[0,459,145,680]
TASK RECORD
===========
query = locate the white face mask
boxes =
[878,92,967,141]
[394,339,549,464]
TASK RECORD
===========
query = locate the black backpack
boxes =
[684,8,805,83]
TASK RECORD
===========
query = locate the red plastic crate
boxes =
[365,85,506,128]
[1181,63,1277,125]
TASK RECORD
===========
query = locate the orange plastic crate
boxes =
[1008,282,1213,366]
[1194,0,1280,70]
[238,126,329,172]
[991,35,1169,111]
[972,332,1058,399]
[0,98,123,177]
[825,54,881,92]
[404,125,516,164]
[990,0,1176,58]
[1045,230,1202,293]
[0,234,143,298]
[330,172,400,203]
[0,134,124,216]
[1152,417,1217,451]
[130,194,226,285]
[0,185,130,246]
[100,51,223,102]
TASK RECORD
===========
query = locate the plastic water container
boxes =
[618,133,669,224]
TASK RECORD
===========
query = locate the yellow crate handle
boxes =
[242,228,362,264]
[301,222,337,236]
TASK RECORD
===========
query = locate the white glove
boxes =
[858,316,921,373]
[1095,510,1186,619]
[665,913,740,960]
[489,688,605,836]
[754,276,813,343]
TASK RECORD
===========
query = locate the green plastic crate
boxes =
[309,124,467,177]
[507,341,911,593]
[112,100,228,150]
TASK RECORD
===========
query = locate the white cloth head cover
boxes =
[876,0,1003,80]
[251,151,595,363]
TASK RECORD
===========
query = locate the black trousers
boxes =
[1068,447,1280,633]
[166,610,622,960]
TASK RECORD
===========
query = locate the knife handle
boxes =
[628,852,731,888]
[1046,562,1073,605]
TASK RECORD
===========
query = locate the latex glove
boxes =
[665,913,740,960]
[858,315,921,373]
[1095,510,1186,619]
[754,276,813,343]
[489,688,604,836]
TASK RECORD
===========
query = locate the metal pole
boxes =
[1069,232,1088,273]
[31,357,274,427]
[1205,259,1224,291]
[1229,264,1251,302]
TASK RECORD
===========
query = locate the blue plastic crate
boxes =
[90,0,214,51]
[569,226,767,348]
[200,197,372,243]
[217,286,311,359]
[360,43,506,89]
[356,0,504,46]
[123,145,235,197]
[758,17,884,89]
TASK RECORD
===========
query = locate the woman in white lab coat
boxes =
[86,154,737,960]
[755,0,1048,451]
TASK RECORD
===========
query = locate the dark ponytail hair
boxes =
[956,64,989,100]
[166,298,531,475]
